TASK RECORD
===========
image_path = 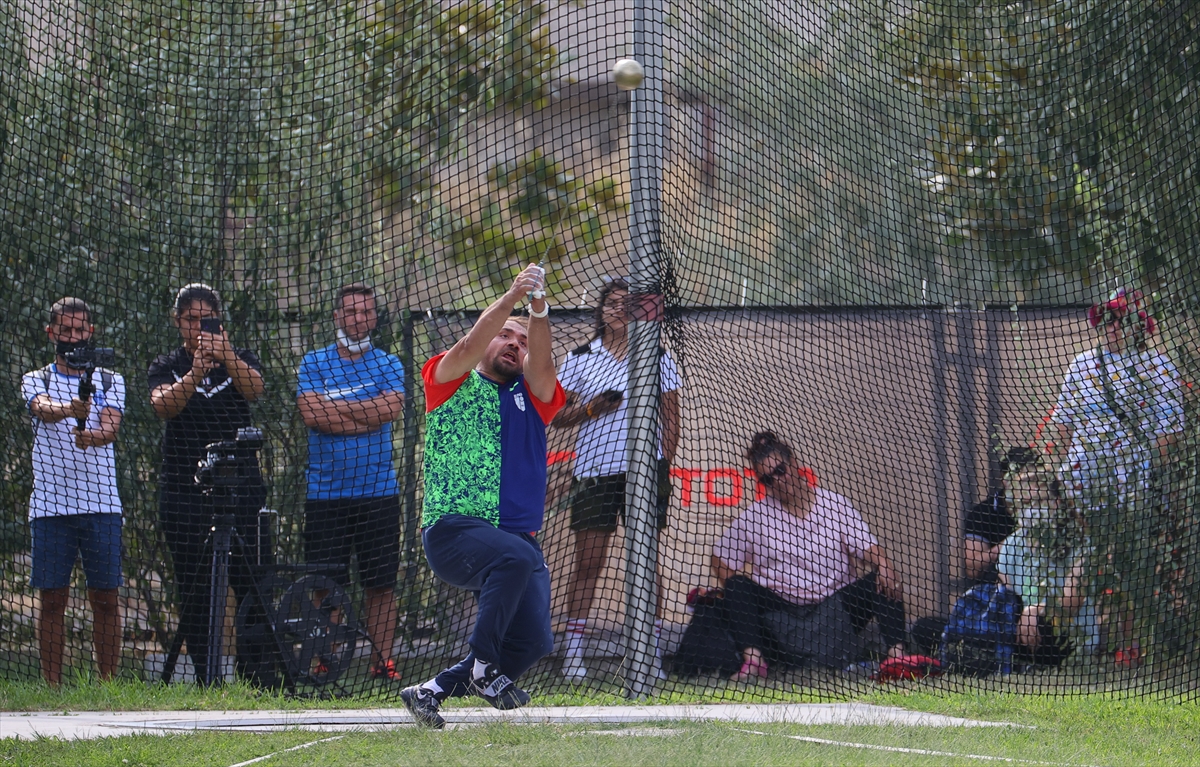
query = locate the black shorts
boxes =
[304,496,401,590]
[569,459,672,533]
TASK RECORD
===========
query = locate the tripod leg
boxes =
[160,631,185,683]
[207,515,234,685]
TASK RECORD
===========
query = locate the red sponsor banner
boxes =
[550,451,815,508]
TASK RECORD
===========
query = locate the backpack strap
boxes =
[30,364,55,435]
[96,368,114,397]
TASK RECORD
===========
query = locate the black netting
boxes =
[1,0,1198,704]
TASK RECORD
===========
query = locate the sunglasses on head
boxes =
[758,461,792,487]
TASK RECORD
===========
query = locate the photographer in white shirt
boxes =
[23,297,124,686]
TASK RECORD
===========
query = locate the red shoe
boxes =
[1114,646,1142,668]
[371,658,402,681]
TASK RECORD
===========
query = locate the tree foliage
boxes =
[0,0,570,653]
[667,0,942,305]
[445,149,624,298]
[892,0,1199,296]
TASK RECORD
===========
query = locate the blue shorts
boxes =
[30,514,123,590]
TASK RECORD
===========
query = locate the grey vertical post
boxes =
[930,311,952,611]
[399,311,422,641]
[984,309,1003,491]
[623,0,665,699]
[955,309,980,546]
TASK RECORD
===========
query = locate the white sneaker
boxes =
[562,654,587,681]
[654,658,668,681]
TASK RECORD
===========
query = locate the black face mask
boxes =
[56,339,88,357]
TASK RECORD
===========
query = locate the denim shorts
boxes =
[30,514,123,590]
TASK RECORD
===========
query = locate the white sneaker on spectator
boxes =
[562,654,587,681]
[654,661,668,680]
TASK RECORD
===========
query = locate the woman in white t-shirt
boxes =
[552,278,681,680]
[711,432,905,681]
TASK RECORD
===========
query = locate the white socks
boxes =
[565,619,587,657]
[654,619,667,679]
[561,619,665,680]
[472,658,490,680]
[420,678,444,696]
[563,619,587,680]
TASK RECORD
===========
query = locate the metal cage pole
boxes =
[623,0,665,699]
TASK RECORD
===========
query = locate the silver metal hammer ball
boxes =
[613,58,645,91]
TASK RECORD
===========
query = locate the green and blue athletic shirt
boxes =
[422,352,566,532]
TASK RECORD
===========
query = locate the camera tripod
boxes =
[160,509,372,696]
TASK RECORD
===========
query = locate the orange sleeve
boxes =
[530,380,567,426]
[422,353,470,413]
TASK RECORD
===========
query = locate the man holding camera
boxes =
[297,284,406,681]
[23,297,124,686]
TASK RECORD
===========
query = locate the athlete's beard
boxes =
[489,348,523,380]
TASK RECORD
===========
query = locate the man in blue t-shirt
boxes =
[297,284,406,681]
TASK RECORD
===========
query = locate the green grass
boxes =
[3,696,1199,766]
[2,682,1199,765]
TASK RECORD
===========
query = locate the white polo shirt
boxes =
[22,365,124,519]
[557,338,681,478]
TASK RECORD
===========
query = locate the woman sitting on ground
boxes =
[711,431,906,681]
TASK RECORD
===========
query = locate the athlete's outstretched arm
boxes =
[522,300,556,403]
[434,264,546,384]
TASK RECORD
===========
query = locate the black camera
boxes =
[63,346,116,373]
[63,347,117,412]
[195,427,265,491]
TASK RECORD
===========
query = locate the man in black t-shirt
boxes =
[149,283,269,684]
[962,447,1037,588]
[963,493,1016,587]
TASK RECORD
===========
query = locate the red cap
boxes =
[1087,288,1155,336]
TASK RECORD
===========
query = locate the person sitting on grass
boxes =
[996,465,1085,667]
[964,447,1041,588]
[711,431,906,681]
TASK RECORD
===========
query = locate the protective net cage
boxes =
[0,0,1198,704]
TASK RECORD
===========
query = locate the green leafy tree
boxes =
[667,0,942,305]
[890,0,1101,288]
[891,0,1199,298]
[445,149,624,300]
[0,0,572,672]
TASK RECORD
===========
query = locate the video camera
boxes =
[63,346,116,375]
[195,427,264,491]
[63,346,117,430]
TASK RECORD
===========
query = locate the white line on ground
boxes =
[0,704,1024,740]
[226,735,345,767]
[733,728,1099,767]
[573,728,685,737]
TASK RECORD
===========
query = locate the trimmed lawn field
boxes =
[1,683,1197,766]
